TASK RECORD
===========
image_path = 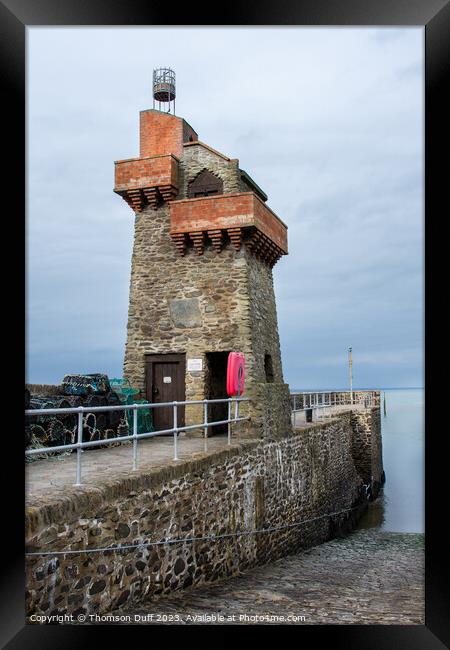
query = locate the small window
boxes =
[264,354,274,383]
[194,190,218,198]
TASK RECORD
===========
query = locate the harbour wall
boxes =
[25,408,383,618]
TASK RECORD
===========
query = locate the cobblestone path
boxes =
[117,530,424,625]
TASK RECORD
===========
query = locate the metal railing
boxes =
[25,397,249,486]
[290,390,380,424]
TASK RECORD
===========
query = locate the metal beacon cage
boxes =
[152,67,176,114]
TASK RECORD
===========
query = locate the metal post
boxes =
[293,395,297,412]
[203,401,208,453]
[74,407,83,486]
[132,407,138,471]
[173,402,178,461]
[348,347,353,404]
[228,399,232,445]
[235,367,242,422]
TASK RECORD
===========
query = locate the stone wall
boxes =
[350,407,384,497]
[179,142,240,198]
[25,411,379,619]
[26,384,61,396]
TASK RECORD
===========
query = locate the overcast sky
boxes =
[27,27,423,389]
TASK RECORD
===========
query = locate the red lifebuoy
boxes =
[226,352,246,397]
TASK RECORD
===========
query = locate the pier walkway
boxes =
[26,434,234,503]
[26,404,360,503]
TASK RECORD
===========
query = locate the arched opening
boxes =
[188,169,224,198]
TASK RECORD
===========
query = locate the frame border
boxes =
[2,0,448,646]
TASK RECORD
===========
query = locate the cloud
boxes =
[26,27,423,388]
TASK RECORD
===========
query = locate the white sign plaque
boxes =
[163,376,172,384]
[187,358,203,372]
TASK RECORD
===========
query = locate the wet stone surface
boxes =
[114,530,424,625]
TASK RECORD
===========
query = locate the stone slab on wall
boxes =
[25,412,373,618]
[26,384,61,396]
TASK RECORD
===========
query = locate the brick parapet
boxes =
[169,192,287,266]
[114,154,179,210]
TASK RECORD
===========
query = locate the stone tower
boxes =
[114,102,292,439]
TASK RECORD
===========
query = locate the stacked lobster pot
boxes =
[25,374,130,452]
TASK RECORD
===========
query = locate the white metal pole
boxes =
[132,407,138,471]
[173,402,178,460]
[227,399,232,445]
[203,401,208,452]
[348,347,353,405]
[74,407,83,486]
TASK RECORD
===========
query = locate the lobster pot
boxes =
[54,397,77,430]
[83,394,104,442]
[64,395,83,407]
[26,376,129,449]
[105,391,123,430]
[61,373,111,396]
[46,418,67,446]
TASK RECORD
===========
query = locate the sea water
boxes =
[358,388,424,533]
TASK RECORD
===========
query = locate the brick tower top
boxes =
[139,110,198,158]
[114,107,288,267]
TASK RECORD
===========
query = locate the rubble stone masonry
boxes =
[123,198,291,438]
[25,409,383,618]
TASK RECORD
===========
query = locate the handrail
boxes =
[25,397,250,486]
[289,390,380,422]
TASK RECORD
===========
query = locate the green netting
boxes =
[109,379,154,435]
[126,399,154,435]
[110,377,139,400]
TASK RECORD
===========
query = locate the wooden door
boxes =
[145,354,185,431]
